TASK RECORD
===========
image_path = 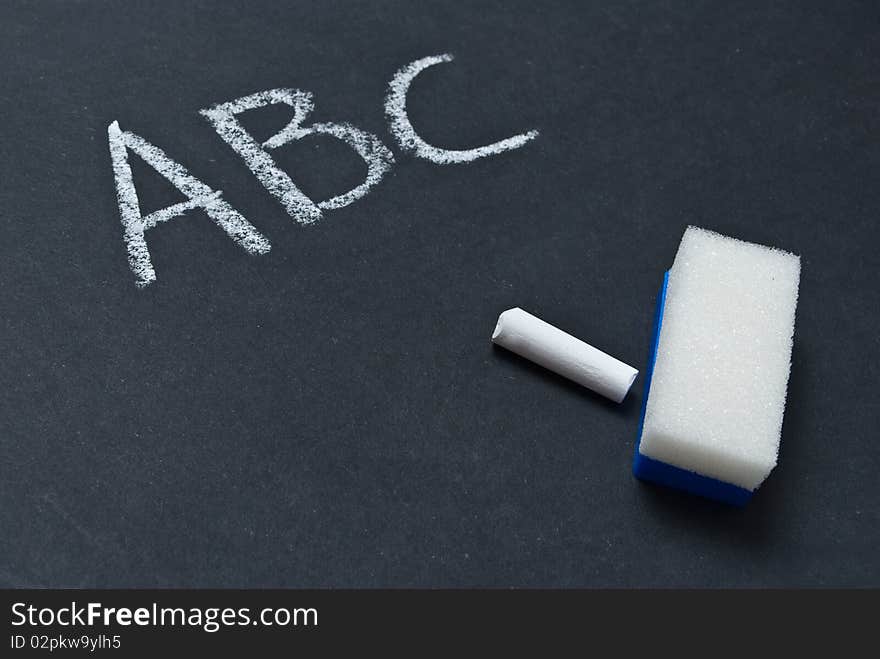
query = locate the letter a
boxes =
[108,121,270,287]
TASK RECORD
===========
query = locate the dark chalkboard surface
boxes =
[1,0,878,587]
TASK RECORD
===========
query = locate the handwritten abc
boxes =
[108,54,538,287]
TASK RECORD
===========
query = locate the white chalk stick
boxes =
[492,308,638,403]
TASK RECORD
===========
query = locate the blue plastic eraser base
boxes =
[632,271,753,507]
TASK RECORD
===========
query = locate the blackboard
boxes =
[2,0,878,587]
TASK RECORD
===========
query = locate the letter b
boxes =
[201,89,394,225]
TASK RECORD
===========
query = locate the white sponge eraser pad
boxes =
[640,226,801,491]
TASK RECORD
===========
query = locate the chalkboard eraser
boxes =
[492,308,638,403]
[634,226,801,506]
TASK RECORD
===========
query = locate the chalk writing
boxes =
[385,53,539,164]
[109,54,537,286]
[107,121,270,288]
[200,89,394,225]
